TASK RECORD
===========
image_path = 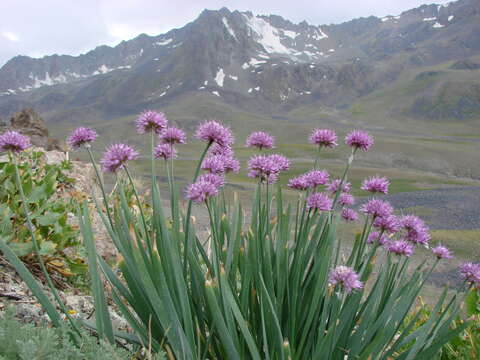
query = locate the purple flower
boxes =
[387,240,414,257]
[309,129,338,148]
[373,215,400,234]
[185,180,219,203]
[367,231,389,245]
[345,130,374,152]
[154,144,177,160]
[160,127,186,144]
[246,131,274,149]
[222,156,241,173]
[268,154,290,171]
[341,208,359,222]
[304,169,329,188]
[306,192,333,212]
[202,155,227,174]
[327,179,351,194]
[431,246,453,260]
[339,193,355,207]
[195,120,234,147]
[361,176,390,194]
[100,144,139,172]
[288,175,309,191]
[400,215,430,245]
[0,131,30,153]
[328,266,363,294]
[247,154,289,183]
[209,144,234,156]
[198,173,225,188]
[360,199,393,219]
[136,110,168,134]
[67,127,98,149]
[459,262,480,286]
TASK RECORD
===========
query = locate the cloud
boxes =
[1,31,20,42]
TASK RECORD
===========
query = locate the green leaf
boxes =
[465,289,479,316]
[8,241,33,257]
[36,213,61,226]
[39,241,57,256]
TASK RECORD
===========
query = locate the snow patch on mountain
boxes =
[155,39,173,46]
[243,14,294,55]
[215,68,225,87]
[222,17,237,40]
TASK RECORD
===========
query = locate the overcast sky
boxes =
[0,0,451,67]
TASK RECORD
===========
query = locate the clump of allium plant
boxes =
[1,118,474,359]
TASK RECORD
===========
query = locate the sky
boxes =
[0,0,452,67]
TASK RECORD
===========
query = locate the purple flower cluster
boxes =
[195,120,234,147]
[306,192,332,212]
[328,266,363,294]
[209,143,234,156]
[400,215,430,245]
[67,127,98,149]
[361,176,389,194]
[288,169,329,191]
[327,179,351,194]
[341,208,358,222]
[360,199,393,219]
[367,231,389,245]
[154,144,177,160]
[386,240,414,257]
[185,180,219,203]
[345,130,374,152]
[309,129,338,148]
[198,173,225,188]
[431,246,453,260]
[288,176,310,191]
[100,144,139,172]
[202,154,240,174]
[160,127,186,144]
[246,131,275,150]
[248,154,290,184]
[459,262,480,286]
[136,110,168,134]
[339,193,355,207]
[373,215,400,234]
[0,131,31,153]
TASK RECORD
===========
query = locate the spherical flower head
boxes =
[246,131,274,149]
[361,176,389,194]
[341,208,358,222]
[247,154,290,183]
[304,169,329,188]
[67,127,98,149]
[202,155,227,174]
[100,144,139,173]
[328,266,363,294]
[136,110,168,134]
[185,180,219,203]
[154,143,177,160]
[360,199,393,219]
[198,173,225,188]
[0,131,31,153]
[195,120,234,147]
[288,175,309,191]
[345,130,374,152]
[222,156,241,173]
[367,231,389,245]
[373,215,400,234]
[306,192,333,212]
[327,179,351,194]
[209,143,234,156]
[459,262,480,286]
[400,215,430,245]
[309,129,338,148]
[268,154,290,172]
[160,127,186,144]
[387,240,414,257]
[432,245,453,260]
[339,193,355,207]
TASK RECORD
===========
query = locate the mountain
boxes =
[0,0,479,125]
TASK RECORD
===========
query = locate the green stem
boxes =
[313,145,321,169]
[331,148,356,210]
[11,153,81,335]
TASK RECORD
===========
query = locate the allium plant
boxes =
[2,122,471,359]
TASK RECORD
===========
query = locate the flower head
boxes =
[0,131,30,153]
[198,173,225,188]
[339,193,355,207]
[202,155,227,174]
[154,144,177,160]
[100,144,139,172]
[345,130,374,152]
[306,192,333,212]
[209,143,234,156]
[373,215,400,234]
[160,127,186,144]
[367,231,389,245]
[246,131,274,149]
[304,169,329,188]
[386,240,414,257]
[432,246,453,260]
[341,208,358,222]
[309,129,338,148]
[400,215,430,245]
[361,176,389,194]
[288,175,309,191]
[67,127,98,149]
[185,180,219,203]
[459,262,480,286]
[360,199,393,219]
[222,156,241,173]
[247,154,289,183]
[136,110,168,134]
[195,120,234,147]
[327,179,351,194]
[328,266,363,294]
